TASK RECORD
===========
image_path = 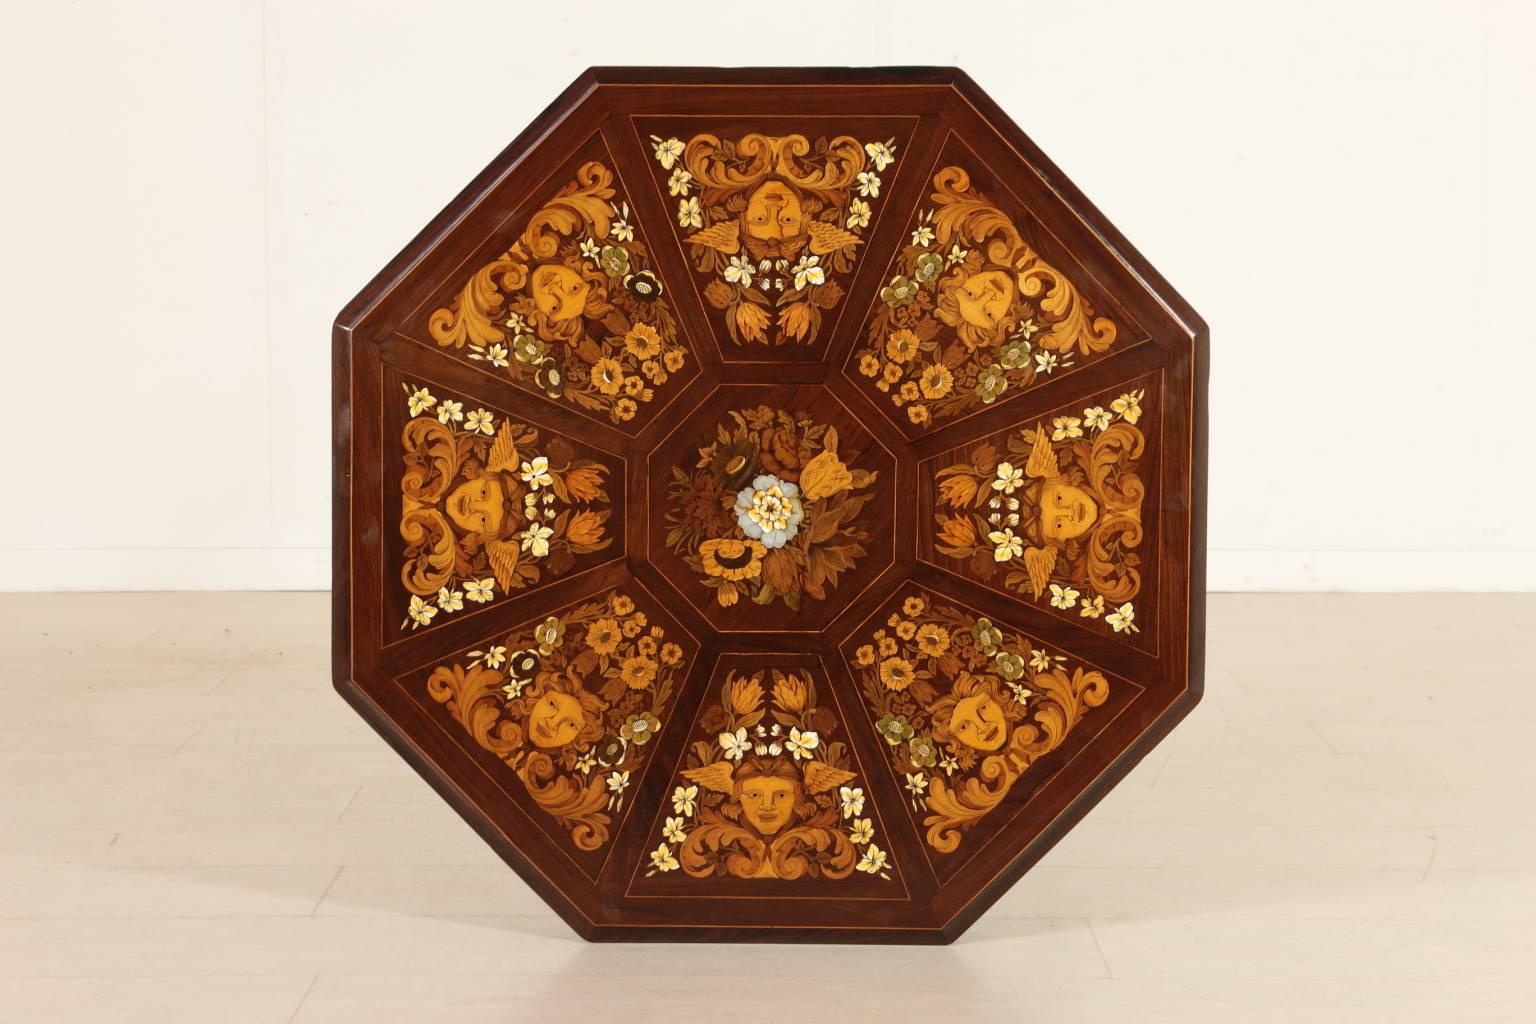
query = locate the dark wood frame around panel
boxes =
[335,66,1207,943]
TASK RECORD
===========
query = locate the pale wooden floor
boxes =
[1,594,1533,1022]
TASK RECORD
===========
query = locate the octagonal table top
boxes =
[333,66,1207,943]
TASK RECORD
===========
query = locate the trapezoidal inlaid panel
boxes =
[837,586,1143,883]
[397,584,697,881]
[415,132,700,433]
[629,654,906,895]
[385,366,625,641]
[919,371,1163,651]
[634,117,916,358]
[844,134,1145,437]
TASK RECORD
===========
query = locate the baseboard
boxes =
[0,547,1531,592]
[0,547,330,591]
[1207,549,1536,592]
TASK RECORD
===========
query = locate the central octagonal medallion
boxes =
[646,384,897,632]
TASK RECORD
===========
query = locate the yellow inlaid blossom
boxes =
[800,448,853,501]
[624,322,662,359]
[880,656,915,691]
[699,537,767,582]
[886,328,920,363]
[918,363,952,399]
[590,358,624,396]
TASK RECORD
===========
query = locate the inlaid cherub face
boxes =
[744,180,804,241]
[950,693,1007,751]
[738,775,798,835]
[445,476,505,536]
[1040,480,1099,542]
[954,270,1015,330]
[528,690,584,748]
[529,264,590,322]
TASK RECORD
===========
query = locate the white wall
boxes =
[2,0,1531,592]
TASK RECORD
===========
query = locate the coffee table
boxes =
[333,67,1206,942]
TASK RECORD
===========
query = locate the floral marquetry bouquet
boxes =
[664,406,879,611]
[646,669,892,881]
[424,591,686,851]
[852,593,1109,853]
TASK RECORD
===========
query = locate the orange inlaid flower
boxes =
[880,656,915,691]
[585,617,622,655]
[886,328,920,363]
[624,322,662,359]
[619,655,658,690]
[699,537,767,582]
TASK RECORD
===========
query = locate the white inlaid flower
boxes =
[723,254,754,288]
[649,842,679,873]
[864,139,897,171]
[857,843,889,874]
[1049,584,1080,609]
[734,474,805,549]
[406,387,436,416]
[436,399,463,425]
[856,171,881,197]
[464,578,495,603]
[651,135,683,169]
[791,254,824,289]
[719,727,751,762]
[840,785,865,819]
[464,408,495,435]
[992,462,1024,494]
[786,728,819,761]
[667,167,693,196]
[678,196,702,229]
[406,595,436,628]
[519,456,553,490]
[846,198,872,230]
[988,528,1023,562]
[1107,602,1139,633]
[1112,389,1145,424]
[519,522,553,558]
[1052,416,1083,441]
